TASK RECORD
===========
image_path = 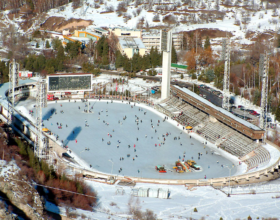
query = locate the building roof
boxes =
[93,27,108,33]
[174,85,262,131]
[69,36,91,42]
[0,79,37,98]
[40,30,62,35]
[111,27,141,31]
[82,30,102,38]
[49,73,91,76]
[119,37,145,49]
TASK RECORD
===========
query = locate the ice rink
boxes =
[24,99,237,179]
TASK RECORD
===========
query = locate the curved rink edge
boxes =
[36,100,237,180]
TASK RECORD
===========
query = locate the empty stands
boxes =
[156,96,271,169]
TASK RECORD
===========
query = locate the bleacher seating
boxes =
[156,95,271,169]
[197,122,232,144]
[243,147,271,170]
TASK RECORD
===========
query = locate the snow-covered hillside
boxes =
[45,0,279,45]
[1,0,279,50]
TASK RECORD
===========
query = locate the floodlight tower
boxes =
[259,52,269,138]
[222,37,231,111]
[8,59,19,124]
[35,79,50,162]
[160,29,172,100]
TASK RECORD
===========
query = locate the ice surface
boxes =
[21,99,238,180]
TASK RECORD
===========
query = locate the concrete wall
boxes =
[1,87,278,186]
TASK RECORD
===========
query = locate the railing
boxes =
[1,93,279,186]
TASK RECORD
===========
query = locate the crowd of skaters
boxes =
[100,105,182,174]
[42,100,237,178]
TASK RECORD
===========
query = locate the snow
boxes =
[42,0,278,50]
[0,160,20,178]
[44,179,280,220]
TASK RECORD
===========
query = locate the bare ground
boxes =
[40,16,93,32]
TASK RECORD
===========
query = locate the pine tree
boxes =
[96,35,105,58]
[45,40,50,48]
[154,47,161,67]
[115,51,123,68]
[36,42,39,48]
[57,45,65,61]
[204,36,211,49]
[37,55,46,71]
[65,41,80,59]
[102,39,109,65]
[276,102,280,122]
[27,0,34,11]
[150,46,155,67]
[51,38,62,50]
[171,44,177,63]
[278,35,280,48]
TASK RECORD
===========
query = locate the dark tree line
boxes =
[115,46,162,73]
[22,38,82,74]
[0,0,70,13]
[0,61,9,83]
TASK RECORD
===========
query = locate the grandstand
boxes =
[156,86,271,171]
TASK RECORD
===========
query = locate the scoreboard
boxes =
[47,74,92,92]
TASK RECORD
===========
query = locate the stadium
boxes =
[0,73,280,186]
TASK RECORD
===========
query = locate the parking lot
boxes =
[196,84,271,125]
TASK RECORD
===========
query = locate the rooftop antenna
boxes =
[222,36,231,111]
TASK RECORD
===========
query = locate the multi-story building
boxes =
[110,27,142,38]
[110,27,183,55]
[118,37,146,59]
[142,30,183,53]
[141,32,161,52]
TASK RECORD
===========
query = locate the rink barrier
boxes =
[0,90,280,186]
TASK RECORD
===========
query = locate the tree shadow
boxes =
[43,108,56,120]
[64,126,82,147]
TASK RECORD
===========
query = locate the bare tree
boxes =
[136,6,142,15]
[108,33,119,63]
[153,14,160,22]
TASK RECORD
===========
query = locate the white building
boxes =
[118,37,146,59]
[142,30,183,53]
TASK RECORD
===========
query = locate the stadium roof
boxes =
[174,85,262,131]
[0,79,37,98]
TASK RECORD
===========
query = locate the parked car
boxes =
[238,105,244,108]
[54,97,59,100]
